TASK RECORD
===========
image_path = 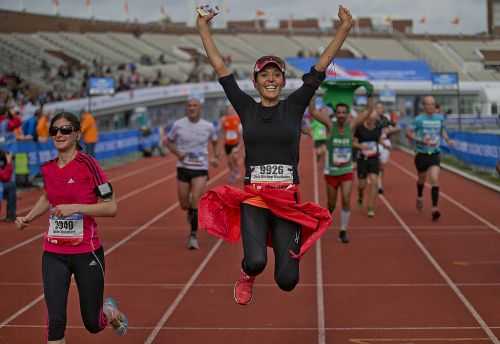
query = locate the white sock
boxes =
[340,209,350,231]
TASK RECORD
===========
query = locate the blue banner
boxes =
[88,77,115,96]
[442,131,500,170]
[286,57,433,81]
[1,128,161,176]
[431,72,459,90]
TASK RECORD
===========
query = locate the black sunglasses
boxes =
[49,125,76,136]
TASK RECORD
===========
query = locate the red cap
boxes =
[253,56,286,75]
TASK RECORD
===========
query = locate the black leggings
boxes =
[240,204,301,291]
[42,247,106,341]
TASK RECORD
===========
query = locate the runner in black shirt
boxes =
[196,5,352,305]
[353,111,390,218]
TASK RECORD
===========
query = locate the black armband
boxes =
[96,182,113,199]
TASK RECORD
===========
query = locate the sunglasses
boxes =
[49,125,76,136]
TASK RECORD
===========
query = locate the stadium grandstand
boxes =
[2,8,500,106]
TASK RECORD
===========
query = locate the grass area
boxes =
[441,155,500,187]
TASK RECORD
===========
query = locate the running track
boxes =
[0,138,499,344]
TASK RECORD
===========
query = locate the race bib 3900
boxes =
[47,213,84,246]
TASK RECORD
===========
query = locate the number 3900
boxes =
[56,221,74,230]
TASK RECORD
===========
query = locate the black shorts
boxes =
[415,152,440,173]
[177,167,208,183]
[314,140,327,148]
[357,157,380,179]
[224,144,238,155]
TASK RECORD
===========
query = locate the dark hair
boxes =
[50,111,81,131]
[335,103,350,113]
[50,111,82,150]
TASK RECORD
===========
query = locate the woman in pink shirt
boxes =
[15,112,128,343]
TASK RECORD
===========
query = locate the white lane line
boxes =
[380,194,500,344]
[144,240,223,344]
[3,324,500,331]
[0,169,228,330]
[313,149,326,344]
[0,170,177,257]
[389,159,499,234]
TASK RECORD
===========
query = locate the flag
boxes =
[419,16,427,24]
[160,4,166,17]
[52,0,60,14]
[451,16,460,25]
[85,0,93,18]
[256,9,265,17]
[123,0,129,17]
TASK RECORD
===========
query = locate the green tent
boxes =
[320,79,374,111]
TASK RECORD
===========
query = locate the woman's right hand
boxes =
[196,6,219,30]
[15,216,30,230]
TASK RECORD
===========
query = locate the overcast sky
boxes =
[0,0,487,34]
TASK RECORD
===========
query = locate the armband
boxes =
[96,182,113,199]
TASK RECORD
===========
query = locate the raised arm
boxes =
[351,95,374,129]
[315,5,353,72]
[196,10,230,78]
[308,97,333,130]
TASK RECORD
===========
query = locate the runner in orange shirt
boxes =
[219,104,242,183]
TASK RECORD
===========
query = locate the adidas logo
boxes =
[89,260,97,267]
[67,178,75,184]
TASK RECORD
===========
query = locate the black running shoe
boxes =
[432,210,441,222]
[338,230,349,244]
[378,188,384,194]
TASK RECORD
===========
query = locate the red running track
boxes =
[0,139,499,344]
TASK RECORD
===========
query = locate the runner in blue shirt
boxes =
[407,96,454,221]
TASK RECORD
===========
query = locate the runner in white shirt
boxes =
[166,97,220,249]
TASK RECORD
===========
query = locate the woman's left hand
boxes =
[338,5,353,29]
[52,204,80,218]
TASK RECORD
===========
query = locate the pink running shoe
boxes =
[233,269,255,305]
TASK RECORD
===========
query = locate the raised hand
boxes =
[196,5,220,30]
[338,5,353,30]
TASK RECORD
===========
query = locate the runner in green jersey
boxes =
[309,95,373,243]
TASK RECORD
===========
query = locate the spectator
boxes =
[80,110,99,157]
[22,106,44,141]
[36,109,50,142]
[0,151,16,222]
